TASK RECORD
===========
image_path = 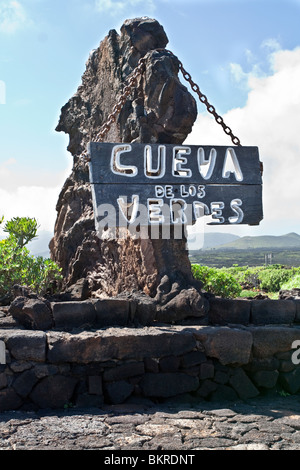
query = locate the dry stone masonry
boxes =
[0,294,300,411]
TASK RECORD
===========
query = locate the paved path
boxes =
[1,395,300,452]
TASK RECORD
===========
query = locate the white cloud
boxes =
[229,38,283,90]
[0,158,17,180]
[0,186,60,233]
[185,46,300,236]
[94,0,155,15]
[229,63,248,84]
[0,159,71,232]
[0,1,31,34]
[261,38,281,53]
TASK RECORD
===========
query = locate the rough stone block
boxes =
[47,331,116,364]
[144,357,159,373]
[180,351,207,368]
[196,379,218,398]
[294,300,300,322]
[0,373,7,390]
[0,388,23,412]
[88,375,103,395]
[118,329,196,361]
[52,301,96,329]
[103,362,145,382]
[93,299,130,327]
[251,300,296,325]
[251,327,300,358]
[276,350,293,361]
[244,357,280,372]
[214,370,229,385]
[208,298,251,325]
[1,330,46,362]
[47,327,196,364]
[251,370,279,389]
[199,362,214,380]
[279,360,295,373]
[33,364,58,378]
[229,369,259,399]
[10,361,32,373]
[105,380,134,404]
[129,293,157,326]
[280,368,300,394]
[13,369,39,398]
[159,356,180,372]
[58,278,90,301]
[155,288,206,323]
[30,375,78,409]
[140,373,199,398]
[9,297,53,330]
[210,384,238,402]
[194,326,253,365]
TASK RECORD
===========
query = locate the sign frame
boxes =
[88,142,263,235]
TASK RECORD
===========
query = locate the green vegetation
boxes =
[191,262,300,299]
[281,274,300,291]
[189,248,300,268]
[3,216,39,248]
[192,265,242,298]
[0,216,63,300]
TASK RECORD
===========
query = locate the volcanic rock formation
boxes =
[50,17,202,303]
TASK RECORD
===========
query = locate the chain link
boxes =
[82,57,147,161]
[94,57,147,143]
[83,48,241,160]
[168,51,241,146]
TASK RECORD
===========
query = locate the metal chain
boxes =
[83,48,241,159]
[173,53,242,146]
[94,57,147,143]
[82,56,147,161]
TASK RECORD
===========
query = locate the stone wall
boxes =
[1,296,300,411]
[5,292,300,331]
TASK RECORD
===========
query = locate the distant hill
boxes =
[188,232,240,250]
[213,232,300,250]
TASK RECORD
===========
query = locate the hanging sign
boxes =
[88,142,263,237]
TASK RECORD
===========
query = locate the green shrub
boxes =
[280,274,300,290]
[192,263,300,297]
[192,264,242,298]
[3,216,39,248]
[258,267,295,292]
[0,216,62,299]
[223,266,263,289]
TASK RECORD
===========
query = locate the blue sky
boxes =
[1,0,300,245]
